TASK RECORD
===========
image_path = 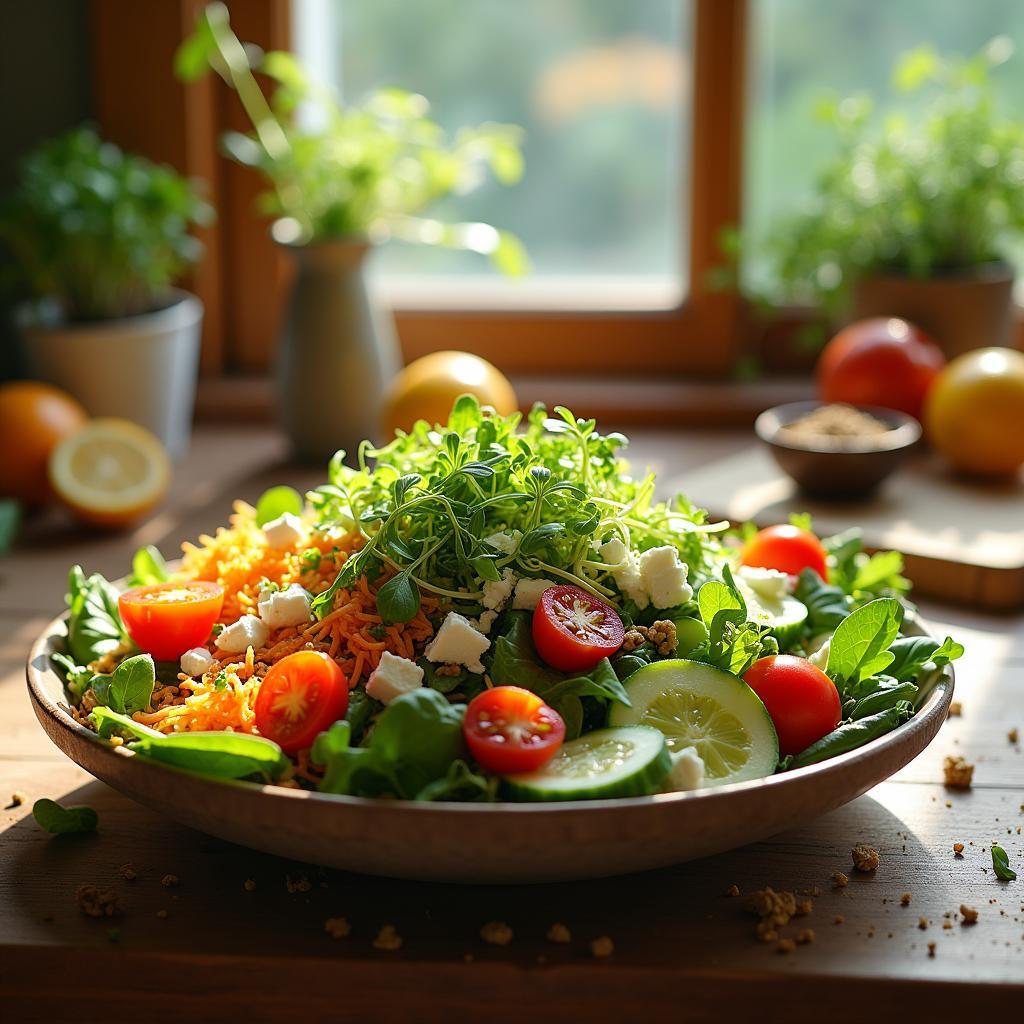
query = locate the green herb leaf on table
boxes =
[825,598,904,694]
[126,545,170,587]
[992,844,1017,881]
[32,798,98,835]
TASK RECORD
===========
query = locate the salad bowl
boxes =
[26,611,952,884]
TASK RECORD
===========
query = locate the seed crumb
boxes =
[960,904,978,925]
[75,884,120,918]
[900,893,912,906]
[156,909,168,919]
[243,878,257,892]
[947,702,962,717]
[943,755,974,789]
[832,871,849,888]
[852,845,880,872]
[160,874,179,888]
[776,938,796,954]
[480,920,513,946]
[942,921,953,930]
[797,928,815,945]
[833,915,844,925]
[118,863,137,881]
[373,924,402,951]
[324,916,351,939]
[927,942,936,957]
[953,843,965,856]
[546,922,571,944]
[725,883,741,897]
[1009,728,1019,744]
[286,875,312,894]
[590,936,614,958]
[5,792,25,810]
[918,917,928,930]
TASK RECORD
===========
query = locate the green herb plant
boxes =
[176,2,528,274]
[32,798,99,835]
[0,128,212,321]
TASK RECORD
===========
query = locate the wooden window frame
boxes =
[91,0,751,380]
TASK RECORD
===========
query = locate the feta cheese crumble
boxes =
[180,647,214,678]
[808,637,831,670]
[735,565,790,603]
[215,614,269,654]
[482,569,517,611]
[483,530,521,555]
[601,539,693,610]
[262,512,307,550]
[366,651,424,705]
[258,583,313,629]
[511,576,558,611]
[663,747,705,792]
[423,611,491,674]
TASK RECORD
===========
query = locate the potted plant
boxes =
[0,128,212,459]
[176,2,527,462]
[752,40,1024,358]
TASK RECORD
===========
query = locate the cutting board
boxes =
[678,446,1024,611]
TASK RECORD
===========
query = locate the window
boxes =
[295,0,692,312]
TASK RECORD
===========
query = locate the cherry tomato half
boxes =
[743,655,841,756]
[118,581,224,662]
[740,524,828,580]
[532,584,625,673]
[463,686,566,774]
[254,650,348,754]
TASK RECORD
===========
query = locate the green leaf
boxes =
[886,635,964,682]
[51,652,93,702]
[255,485,304,527]
[697,577,745,648]
[795,569,851,634]
[375,572,421,624]
[0,499,21,556]
[491,231,530,277]
[415,759,498,802]
[65,566,128,666]
[95,653,155,715]
[894,45,940,92]
[992,844,1017,881]
[826,598,904,692]
[32,798,98,835]
[127,546,169,587]
[173,11,219,82]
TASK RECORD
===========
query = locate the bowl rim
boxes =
[26,608,953,817]
[755,401,922,455]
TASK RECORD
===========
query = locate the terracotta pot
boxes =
[276,239,400,464]
[851,262,1015,359]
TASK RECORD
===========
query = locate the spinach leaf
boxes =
[32,798,98,835]
[415,760,498,802]
[51,652,94,702]
[489,612,628,736]
[344,689,381,744]
[992,844,1017,881]
[313,689,467,799]
[795,569,851,633]
[825,598,903,694]
[126,545,170,587]
[90,653,155,715]
[91,706,289,781]
[697,573,745,647]
[375,572,421,624]
[692,572,774,676]
[66,566,128,666]
[886,635,965,682]
[850,679,918,719]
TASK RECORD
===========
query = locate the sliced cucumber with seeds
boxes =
[610,660,778,786]
[501,726,671,802]
[745,595,808,648]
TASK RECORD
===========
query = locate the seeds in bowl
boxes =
[777,404,895,448]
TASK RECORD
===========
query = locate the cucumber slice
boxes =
[501,726,671,802]
[609,659,778,786]
[747,595,808,648]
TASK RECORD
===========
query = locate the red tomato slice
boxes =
[463,686,565,774]
[740,524,828,580]
[118,581,224,662]
[743,655,841,756]
[254,650,348,754]
[532,584,625,672]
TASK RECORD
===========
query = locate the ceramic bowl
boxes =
[755,401,922,500]
[27,613,952,884]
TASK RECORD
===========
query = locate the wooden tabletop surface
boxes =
[1,425,1022,1023]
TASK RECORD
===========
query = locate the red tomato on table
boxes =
[463,686,566,774]
[817,317,945,420]
[532,584,625,673]
[254,650,348,754]
[118,581,224,662]
[740,524,828,580]
[743,655,841,756]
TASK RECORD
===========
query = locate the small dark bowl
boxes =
[755,401,922,501]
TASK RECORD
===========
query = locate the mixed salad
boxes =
[53,398,963,802]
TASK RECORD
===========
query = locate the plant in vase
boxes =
[730,39,1024,358]
[176,2,528,462]
[0,127,212,458]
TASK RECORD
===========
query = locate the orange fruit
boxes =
[48,418,171,528]
[0,381,87,503]
[382,351,518,436]
[924,347,1024,478]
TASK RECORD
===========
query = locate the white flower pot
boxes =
[18,289,203,460]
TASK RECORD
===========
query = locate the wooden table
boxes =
[2,426,1022,1022]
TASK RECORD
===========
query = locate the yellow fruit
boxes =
[382,351,518,436]
[0,381,88,504]
[48,418,171,528]
[924,347,1024,478]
